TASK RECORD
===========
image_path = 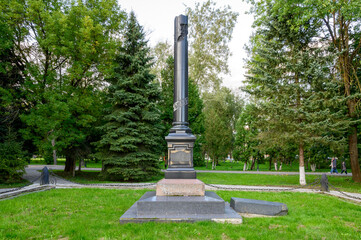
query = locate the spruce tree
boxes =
[0,17,28,182]
[245,4,349,185]
[97,12,163,181]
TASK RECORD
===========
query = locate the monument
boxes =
[119,15,243,224]
[165,15,196,180]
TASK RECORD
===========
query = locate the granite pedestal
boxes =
[156,179,205,196]
[119,191,243,224]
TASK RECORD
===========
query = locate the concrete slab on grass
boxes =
[230,197,288,216]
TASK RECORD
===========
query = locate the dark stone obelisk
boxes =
[119,15,243,223]
[164,15,196,179]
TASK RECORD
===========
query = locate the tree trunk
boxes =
[212,155,216,170]
[250,157,255,170]
[311,164,316,172]
[349,125,361,182]
[347,100,361,182]
[243,162,247,171]
[274,161,278,171]
[78,158,82,172]
[64,154,76,177]
[279,161,282,171]
[51,138,57,165]
[299,143,306,185]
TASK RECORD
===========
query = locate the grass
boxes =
[29,158,103,168]
[48,170,361,194]
[0,180,30,189]
[30,158,353,173]
[194,161,351,173]
[53,170,164,184]
[197,172,361,194]
[0,188,360,239]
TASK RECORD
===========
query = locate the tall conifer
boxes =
[97,12,162,181]
[245,5,349,185]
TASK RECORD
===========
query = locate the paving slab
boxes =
[230,197,288,216]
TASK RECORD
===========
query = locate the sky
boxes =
[119,0,255,91]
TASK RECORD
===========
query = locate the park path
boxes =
[26,164,352,177]
[0,165,359,203]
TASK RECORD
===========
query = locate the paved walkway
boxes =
[0,165,359,203]
[26,165,352,177]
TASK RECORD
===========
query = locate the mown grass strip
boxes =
[0,188,360,239]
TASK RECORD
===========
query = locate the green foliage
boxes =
[0,11,29,180]
[0,0,125,172]
[186,0,238,91]
[233,104,259,165]
[96,12,163,181]
[0,133,27,183]
[249,0,361,182]
[150,41,172,84]
[203,88,242,169]
[245,2,349,162]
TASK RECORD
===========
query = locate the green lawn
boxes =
[48,170,361,194]
[53,170,163,184]
[29,158,103,168]
[30,158,352,173]
[0,180,30,189]
[197,172,361,194]
[0,188,360,239]
[194,161,351,173]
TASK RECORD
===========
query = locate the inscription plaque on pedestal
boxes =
[169,145,192,166]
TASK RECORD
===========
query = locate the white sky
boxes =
[118,0,254,91]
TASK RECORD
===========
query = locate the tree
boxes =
[1,0,125,175]
[245,2,349,184]
[96,12,163,181]
[0,14,28,183]
[203,87,242,169]
[233,103,260,171]
[150,41,172,84]
[251,0,361,182]
[186,0,238,91]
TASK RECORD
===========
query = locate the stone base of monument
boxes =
[156,179,205,196]
[164,168,197,179]
[119,191,243,224]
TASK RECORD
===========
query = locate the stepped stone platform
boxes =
[119,191,243,224]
